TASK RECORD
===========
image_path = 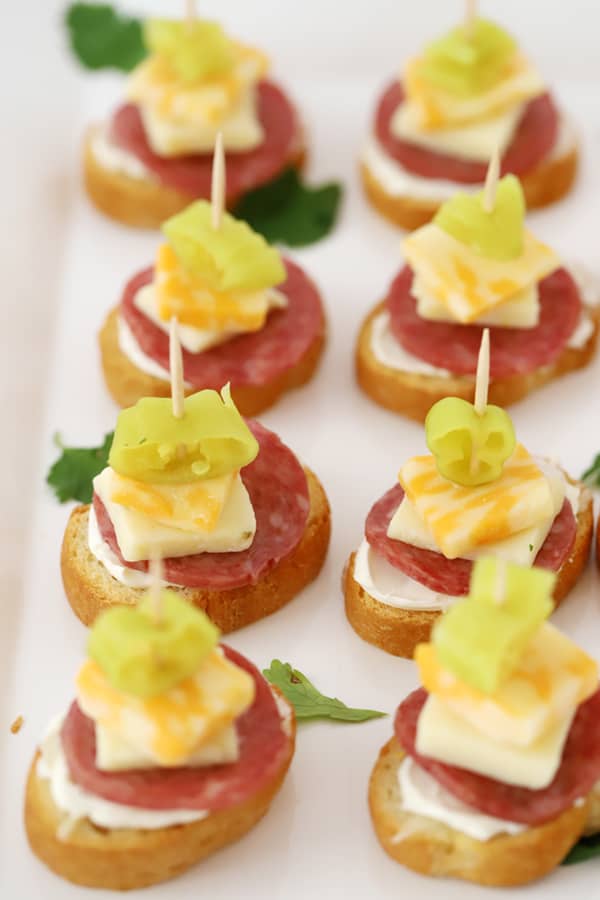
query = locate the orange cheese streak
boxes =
[155,244,268,332]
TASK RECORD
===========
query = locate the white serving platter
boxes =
[2,3,600,897]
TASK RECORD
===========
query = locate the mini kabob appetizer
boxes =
[345,331,592,658]
[62,328,330,629]
[25,580,295,890]
[357,156,599,421]
[83,3,305,228]
[361,1,578,230]
[369,558,600,887]
[100,135,325,414]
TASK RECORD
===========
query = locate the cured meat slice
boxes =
[109,81,301,201]
[61,646,292,812]
[365,484,577,596]
[374,81,559,184]
[121,259,324,389]
[395,687,600,825]
[94,421,310,589]
[386,266,581,378]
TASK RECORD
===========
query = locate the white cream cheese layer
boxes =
[37,716,208,834]
[87,505,167,589]
[117,315,175,383]
[370,267,596,377]
[353,468,580,612]
[91,128,153,181]
[134,283,287,354]
[361,114,575,202]
[397,757,525,841]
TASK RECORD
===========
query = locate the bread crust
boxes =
[360,144,579,230]
[368,737,588,886]
[62,467,330,630]
[356,300,600,422]
[99,306,326,416]
[344,481,593,658]
[584,780,600,836]
[25,697,295,890]
[84,126,307,229]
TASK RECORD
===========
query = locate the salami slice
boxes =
[374,81,559,184]
[395,687,600,825]
[365,483,577,597]
[109,81,301,201]
[94,421,309,589]
[121,259,324,389]
[61,646,291,812]
[386,266,581,378]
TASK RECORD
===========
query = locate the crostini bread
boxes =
[356,301,600,423]
[360,144,579,231]
[25,696,295,891]
[84,126,307,230]
[99,307,326,416]
[62,467,330,630]
[344,482,593,658]
[368,738,588,887]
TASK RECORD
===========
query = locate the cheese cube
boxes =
[402,224,559,324]
[398,445,555,560]
[412,273,540,328]
[94,468,256,561]
[416,623,598,747]
[96,722,239,771]
[415,694,573,789]
[77,648,255,768]
[404,53,545,130]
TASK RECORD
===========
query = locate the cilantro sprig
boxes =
[47,432,113,504]
[263,660,386,723]
[234,169,343,247]
[65,3,146,72]
[562,832,600,866]
[582,453,600,489]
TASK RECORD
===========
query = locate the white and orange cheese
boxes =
[393,445,555,560]
[127,44,269,156]
[416,625,598,747]
[402,224,559,324]
[93,466,256,561]
[76,648,255,769]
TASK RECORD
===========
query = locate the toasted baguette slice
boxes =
[584,780,600,836]
[25,694,295,890]
[99,306,325,415]
[360,144,578,231]
[369,737,588,887]
[84,126,307,229]
[356,301,600,422]
[62,467,330,630]
[344,481,593,658]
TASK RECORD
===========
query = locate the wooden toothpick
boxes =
[211,131,225,231]
[464,0,477,38]
[148,556,164,624]
[185,0,196,28]
[483,147,501,214]
[474,327,490,415]
[169,316,185,419]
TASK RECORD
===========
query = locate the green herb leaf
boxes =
[234,169,343,247]
[582,453,600,488]
[47,432,114,504]
[562,832,600,865]
[65,3,146,72]
[263,660,386,723]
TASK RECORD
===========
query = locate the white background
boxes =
[2,1,600,898]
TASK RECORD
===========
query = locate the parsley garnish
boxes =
[582,453,600,488]
[47,432,113,503]
[263,660,386,723]
[65,3,146,72]
[234,169,342,247]
[562,832,600,865]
